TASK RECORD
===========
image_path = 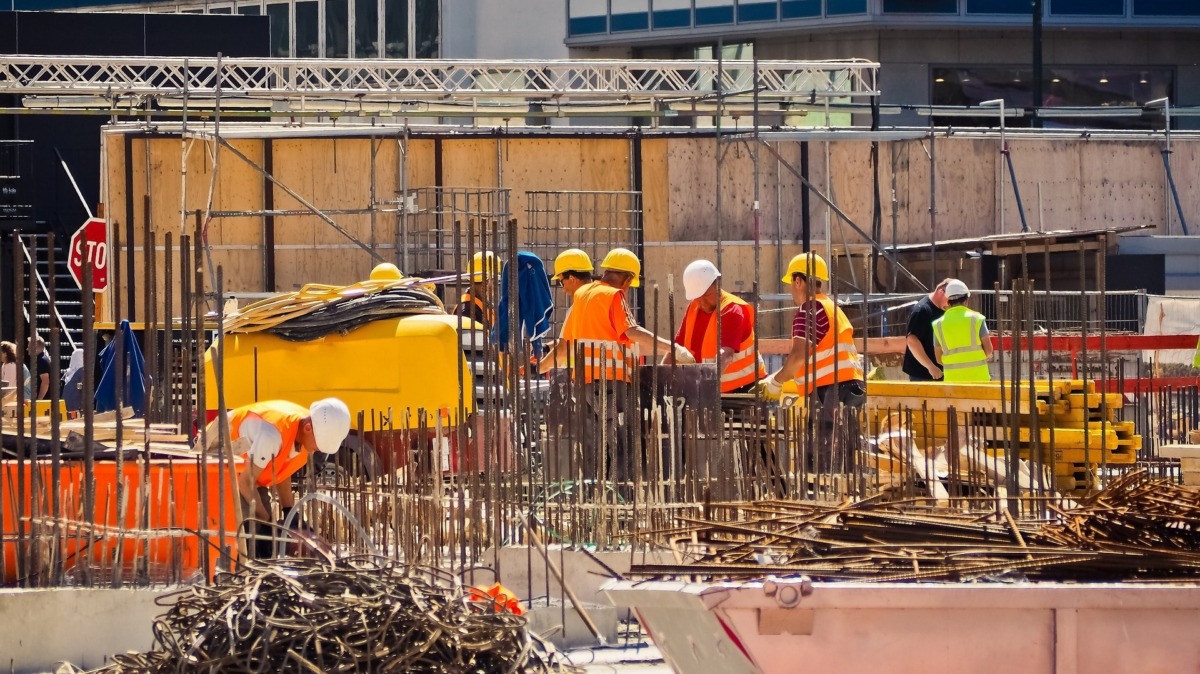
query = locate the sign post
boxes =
[68,216,109,292]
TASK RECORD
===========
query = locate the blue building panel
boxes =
[1050,0,1123,15]
[884,0,957,12]
[568,15,608,35]
[1135,0,1200,15]
[966,0,1028,13]
[695,5,735,25]
[738,1,779,22]
[826,0,867,15]
[652,8,692,28]
[611,11,650,31]
[780,0,821,17]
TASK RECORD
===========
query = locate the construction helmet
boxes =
[600,248,641,288]
[781,252,830,284]
[683,259,721,301]
[370,262,403,282]
[551,248,594,281]
[469,251,499,283]
[309,398,352,454]
[944,279,970,300]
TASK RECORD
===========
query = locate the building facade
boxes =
[566,0,1200,127]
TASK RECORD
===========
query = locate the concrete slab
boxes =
[0,587,169,674]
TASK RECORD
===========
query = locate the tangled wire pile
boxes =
[86,556,578,674]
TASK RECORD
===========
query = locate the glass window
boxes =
[931,66,1174,129]
[239,4,262,15]
[1050,0,1122,15]
[209,6,233,14]
[326,0,349,58]
[384,0,408,57]
[695,0,735,25]
[884,0,957,12]
[568,0,608,36]
[781,0,820,17]
[1135,0,1200,15]
[966,0,1026,12]
[738,1,778,22]
[266,2,290,57]
[653,0,691,28]
[296,0,318,57]
[827,0,867,14]
[354,0,378,57]
[415,0,438,57]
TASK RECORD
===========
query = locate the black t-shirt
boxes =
[902,296,944,380]
[34,351,52,396]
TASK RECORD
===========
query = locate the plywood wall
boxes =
[102,128,1200,325]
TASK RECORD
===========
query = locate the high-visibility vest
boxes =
[932,306,991,382]
[792,294,863,393]
[1194,336,1200,368]
[561,281,636,383]
[230,400,309,488]
[679,291,767,392]
[457,292,494,329]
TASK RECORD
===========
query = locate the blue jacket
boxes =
[493,251,554,353]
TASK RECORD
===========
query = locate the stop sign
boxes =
[68,217,110,292]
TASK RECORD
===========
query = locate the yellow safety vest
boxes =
[932,306,991,382]
[1194,335,1200,368]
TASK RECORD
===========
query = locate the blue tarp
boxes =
[95,319,148,416]
[493,251,554,353]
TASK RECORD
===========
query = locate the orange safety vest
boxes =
[679,291,767,392]
[793,294,863,394]
[560,281,636,383]
[458,292,495,329]
[230,401,309,488]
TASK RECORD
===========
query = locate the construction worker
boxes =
[550,248,595,301]
[760,252,865,471]
[676,259,766,393]
[209,398,351,558]
[932,279,993,382]
[455,250,498,331]
[543,248,693,486]
[903,279,952,381]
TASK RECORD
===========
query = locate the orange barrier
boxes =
[1,459,242,584]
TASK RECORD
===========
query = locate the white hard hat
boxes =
[945,279,970,300]
[683,259,721,301]
[309,398,351,454]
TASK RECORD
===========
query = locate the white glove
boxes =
[757,375,783,400]
[673,344,697,365]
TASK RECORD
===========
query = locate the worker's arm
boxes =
[906,334,942,379]
[237,416,284,521]
[36,372,49,399]
[981,325,995,359]
[237,463,271,520]
[934,344,944,364]
[772,336,811,384]
[273,478,296,512]
[624,326,694,364]
[537,338,570,375]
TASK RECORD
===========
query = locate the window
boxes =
[414,0,438,58]
[384,0,408,57]
[931,66,1174,129]
[238,3,262,15]
[296,0,318,57]
[568,0,608,35]
[611,0,649,31]
[883,0,957,12]
[326,0,349,58]
[209,6,233,14]
[354,0,378,57]
[738,1,778,22]
[266,2,290,56]
[695,0,734,26]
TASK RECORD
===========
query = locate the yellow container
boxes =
[204,314,475,426]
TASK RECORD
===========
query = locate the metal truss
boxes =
[0,56,878,105]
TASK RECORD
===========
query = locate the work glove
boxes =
[757,376,783,401]
[672,344,697,365]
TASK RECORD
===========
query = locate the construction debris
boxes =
[629,470,1200,583]
[80,556,578,674]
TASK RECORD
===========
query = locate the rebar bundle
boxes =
[84,556,578,674]
[629,471,1200,583]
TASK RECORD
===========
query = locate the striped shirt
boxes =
[791,300,830,344]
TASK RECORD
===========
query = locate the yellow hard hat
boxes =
[600,247,641,288]
[781,252,829,284]
[551,248,594,281]
[469,251,499,282]
[370,262,403,281]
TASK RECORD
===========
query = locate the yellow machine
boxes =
[202,273,489,476]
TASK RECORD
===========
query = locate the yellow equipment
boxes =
[781,252,829,284]
[600,247,641,287]
[370,263,403,281]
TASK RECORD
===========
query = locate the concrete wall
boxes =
[442,0,568,59]
[0,588,164,673]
